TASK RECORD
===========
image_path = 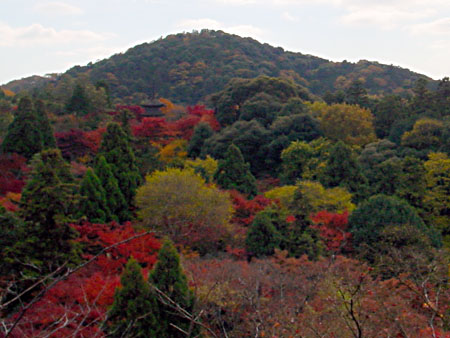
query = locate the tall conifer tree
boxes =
[107,258,159,337]
[35,99,56,148]
[98,123,140,206]
[320,141,368,202]
[2,96,42,159]
[16,149,80,275]
[78,168,111,223]
[95,155,129,222]
[149,239,198,337]
[214,144,257,197]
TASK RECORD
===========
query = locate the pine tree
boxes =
[149,239,198,337]
[246,211,280,257]
[2,96,43,159]
[214,144,257,197]
[16,149,80,275]
[95,156,129,222]
[66,83,91,116]
[78,168,111,223]
[320,141,368,202]
[98,123,141,206]
[34,99,56,148]
[107,258,159,337]
[187,122,213,158]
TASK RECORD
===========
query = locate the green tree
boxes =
[214,144,257,197]
[107,258,159,337]
[320,141,368,202]
[349,195,441,261]
[423,152,450,248]
[187,122,213,159]
[98,122,141,206]
[34,99,56,148]
[15,149,80,276]
[246,211,281,257]
[2,96,43,159]
[149,239,198,337]
[344,79,369,108]
[401,117,444,151]
[286,188,324,259]
[280,141,313,184]
[78,168,111,223]
[66,83,91,115]
[95,155,129,222]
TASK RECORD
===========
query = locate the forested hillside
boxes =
[0,33,449,337]
[3,30,432,104]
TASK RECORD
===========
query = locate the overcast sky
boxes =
[1,0,450,85]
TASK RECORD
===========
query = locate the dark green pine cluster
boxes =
[2,97,56,159]
[78,122,140,223]
[107,239,199,337]
[214,144,257,197]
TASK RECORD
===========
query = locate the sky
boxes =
[1,0,450,85]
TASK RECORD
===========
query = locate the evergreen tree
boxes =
[98,123,141,206]
[286,187,325,260]
[149,239,198,337]
[95,156,129,222]
[2,96,43,159]
[349,194,441,261]
[78,168,111,223]
[16,149,80,275]
[246,211,280,257]
[34,99,56,148]
[66,83,91,115]
[187,122,213,158]
[214,144,257,197]
[107,258,159,337]
[320,141,368,202]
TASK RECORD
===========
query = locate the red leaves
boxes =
[55,129,96,160]
[230,190,273,227]
[0,153,28,195]
[73,221,161,273]
[131,104,220,145]
[310,210,352,252]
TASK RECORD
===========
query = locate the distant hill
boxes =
[3,30,432,104]
[2,75,57,95]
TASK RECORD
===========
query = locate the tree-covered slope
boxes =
[4,30,432,103]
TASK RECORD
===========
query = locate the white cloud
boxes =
[411,17,450,35]
[282,11,298,22]
[176,18,265,39]
[177,18,223,30]
[340,6,435,29]
[0,22,112,47]
[34,1,83,15]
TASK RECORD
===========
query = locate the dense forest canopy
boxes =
[0,30,449,337]
[2,30,433,105]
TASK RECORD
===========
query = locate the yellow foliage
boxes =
[1,88,15,97]
[185,155,218,182]
[158,139,187,165]
[264,185,297,210]
[297,180,355,214]
[320,103,377,146]
[305,101,329,120]
[136,168,233,242]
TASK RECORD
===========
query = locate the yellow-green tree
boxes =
[320,103,377,146]
[401,118,444,150]
[423,152,450,248]
[184,155,218,183]
[136,168,233,254]
[266,181,355,215]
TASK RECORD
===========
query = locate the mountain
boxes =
[3,30,432,104]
